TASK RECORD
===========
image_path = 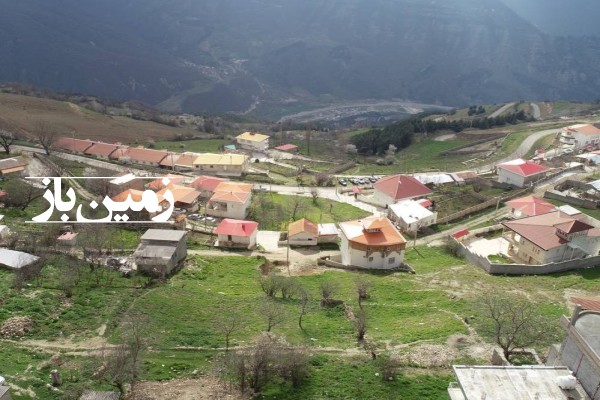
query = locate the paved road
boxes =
[489,102,516,118]
[530,103,541,120]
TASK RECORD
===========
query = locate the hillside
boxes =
[2,0,600,116]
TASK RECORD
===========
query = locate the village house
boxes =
[206,182,253,219]
[108,173,145,197]
[496,158,550,188]
[189,175,228,199]
[0,249,42,278]
[84,142,121,160]
[215,218,258,249]
[0,156,28,178]
[318,223,339,243]
[160,152,199,172]
[57,232,78,247]
[288,218,319,246]
[146,174,185,191]
[560,123,600,150]
[235,131,270,152]
[115,147,169,167]
[505,195,557,218]
[338,216,407,269]
[502,210,600,264]
[372,174,432,208]
[54,137,94,154]
[157,184,201,212]
[133,229,187,277]
[388,199,438,232]
[193,153,249,177]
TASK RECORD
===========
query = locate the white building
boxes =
[496,158,550,188]
[215,219,258,249]
[339,216,406,269]
[372,174,432,208]
[560,123,600,149]
[235,131,270,152]
[206,182,253,220]
[388,199,437,232]
[288,218,319,246]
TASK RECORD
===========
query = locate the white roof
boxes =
[141,229,186,242]
[557,205,583,216]
[389,200,433,224]
[318,223,338,236]
[413,173,454,185]
[0,249,40,269]
[110,173,138,185]
[588,179,600,191]
[0,215,4,223]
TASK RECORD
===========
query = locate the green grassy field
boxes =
[248,192,371,230]
[153,139,228,153]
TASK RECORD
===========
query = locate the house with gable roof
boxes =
[189,176,228,199]
[372,174,432,208]
[505,195,557,218]
[496,158,550,188]
[206,182,253,219]
[215,219,258,249]
[339,216,407,269]
[502,210,600,264]
[560,123,600,149]
[288,218,319,246]
[54,137,94,154]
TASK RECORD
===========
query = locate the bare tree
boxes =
[260,299,286,332]
[319,281,339,302]
[2,179,45,211]
[279,276,298,300]
[476,292,553,363]
[354,277,372,309]
[0,119,17,154]
[259,273,279,298]
[354,309,368,342]
[215,311,240,351]
[33,121,58,155]
[298,286,309,331]
[310,188,319,205]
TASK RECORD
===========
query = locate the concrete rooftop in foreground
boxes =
[450,365,589,400]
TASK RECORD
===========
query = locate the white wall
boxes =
[218,230,257,249]
[289,231,318,246]
[497,168,526,187]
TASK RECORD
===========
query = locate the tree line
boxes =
[350,110,531,155]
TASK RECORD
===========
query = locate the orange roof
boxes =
[55,137,94,153]
[571,296,600,312]
[119,147,169,163]
[157,185,201,205]
[84,142,120,157]
[146,174,185,190]
[57,232,78,241]
[374,175,432,201]
[111,189,146,203]
[213,181,253,193]
[564,123,600,136]
[339,216,406,247]
[209,190,251,204]
[109,147,129,160]
[189,176,228,192]
[160,152,198,168]
[505,195,556,217]
[288,218,318,237]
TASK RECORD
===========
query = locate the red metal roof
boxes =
[55,137,94,153]
[505,195,556,217]
[374,174,432,201]
[451,229,469,239]
[190,176,228,192]
[275,144,299,151]
[0,191,7,198]
[215,218,258,237]
[497,159,550,177]
[57,232,79,241]
[84,142,120,157]
[571,296,600,312]
[416,198,433,208]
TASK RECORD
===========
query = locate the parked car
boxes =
[338,179,347,186]
[188,213,201,220]
[199,216,217,223]
[369,176,378,183]
[562,148,574,154]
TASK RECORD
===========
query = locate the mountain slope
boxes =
[1,0,600,116]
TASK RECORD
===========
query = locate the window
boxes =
[368,257,374,262]
[388,257,395,264]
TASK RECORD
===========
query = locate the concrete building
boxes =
[108,173,145,197]
[338,216,406,269]
[235,131,270,152]
[388,199,438,233]
[547,304,600,400]
[156,184,201,212]
[160,152,199,172]
[448,365,589,400]
[288,218,319,246]
[496,158,550,188]
[317,223,339,243]
[215,219,258,249]
[0,157,28,178]
[134,229,187,278]
[0,386,12,400]
[206,182,253,220]
[560,123,600,150]
[503,211,600,264]
[372,175,432,208]
[193,153,249,177]
[506,195,557,218]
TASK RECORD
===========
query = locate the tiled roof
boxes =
[288,218,318,237]
[505,195,556,217]
[215,218,258,237]
[55,137,94,153]
[503,211,594,250]
[120,147,169,163]
[146,174,184,190]
[339,216,406,247]
[209,190,250,204]
[84,142,120,157]
[157,185,201,205]
[571,296,600,312]
[0,156,28,171]
[193,153,247,166]
[564,123,600,136]
[213,182,253,193]
[160,152,199,168]
[236,131,270,142]
[374,174,432,201]
[189,176,228,192]
[497,159,550,177]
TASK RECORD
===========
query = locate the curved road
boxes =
[488,102,516,118]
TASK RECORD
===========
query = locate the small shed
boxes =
[288,218,318,246]
[0,225,10,239]
[57,232,79,246]
[274,144,299,153]
[0,249,42,278]
[317,223,339,243]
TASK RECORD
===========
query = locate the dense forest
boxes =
[350,111,530,155]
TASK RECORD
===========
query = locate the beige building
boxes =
[134,229,187,278]
[206,182,253,220]
[193,153,249,177]
[288,218,319,246]
[560,123,600,150]
[235,131,270,152]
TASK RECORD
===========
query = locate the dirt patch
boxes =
[434,134,456,142]
[7,383,37,398]
[395,343,458,367]
[129,377,249,400]
[1,316,35,338]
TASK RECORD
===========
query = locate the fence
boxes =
[544,191,598,209]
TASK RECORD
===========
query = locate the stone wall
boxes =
[544,190,598,209]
